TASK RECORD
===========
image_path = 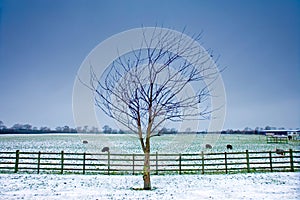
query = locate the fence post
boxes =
[61,151,64,174]
[179,153,182,175]
[107,151,110,175]
[14,150,20,173]
[83,152,86,175]
[155,152,158,175]
[132,153,135,175]
[201,151,204,174]
[269,151,273,172]
[246,150,250,173]
[289,149,294,172]
[224,152,228,174]
[37,151,41,174]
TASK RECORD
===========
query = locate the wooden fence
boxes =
[0,149,299,175]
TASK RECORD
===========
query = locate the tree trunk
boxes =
[143,151,151,190]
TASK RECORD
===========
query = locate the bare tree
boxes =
[88,28,219,190]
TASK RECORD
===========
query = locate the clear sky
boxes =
[0,0,299,130]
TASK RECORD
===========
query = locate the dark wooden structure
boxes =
[0,149,299,175]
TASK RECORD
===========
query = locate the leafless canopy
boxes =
[89,28,218,140]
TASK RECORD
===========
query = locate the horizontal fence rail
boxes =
[0,150,299,175]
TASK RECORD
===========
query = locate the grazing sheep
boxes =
[102,147,110,152]
[288,135,292,140]
[226,144,233,150]
[275,148,285,156]
[82,140,88,144]
[205,144,212,149]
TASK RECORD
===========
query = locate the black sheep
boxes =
[205,144,212,149]
[275,148,285,156]
[102,147,110,152]
[82,140,88,144]
[226,144,233,150]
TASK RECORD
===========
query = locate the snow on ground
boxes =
[0,172,299,200]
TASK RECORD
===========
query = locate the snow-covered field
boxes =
[1,134,299,199]
[1,133,299,153]
[0,172,299,200]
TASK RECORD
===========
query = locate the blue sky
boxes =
[0,0,299,130]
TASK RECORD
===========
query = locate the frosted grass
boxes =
[0,172,299,199]
[0,134,299,153]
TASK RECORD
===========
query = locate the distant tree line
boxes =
[0,121,77,134]
[220,126,298,135]
[0,120,298,134]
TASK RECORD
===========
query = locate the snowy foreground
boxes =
[0,172,299,200]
